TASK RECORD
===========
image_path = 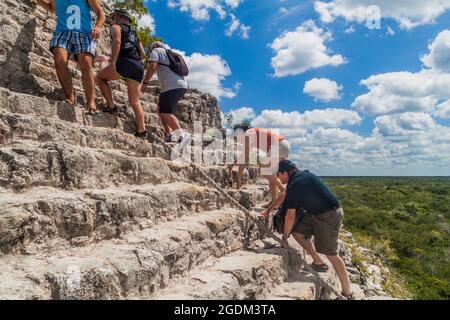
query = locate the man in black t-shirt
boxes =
[263,160,353,299]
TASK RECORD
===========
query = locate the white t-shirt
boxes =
[148,47,188,93]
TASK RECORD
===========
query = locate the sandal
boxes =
[60,92,77,106]
[341,292,355,300]
[134,131,148,139]
[61,98,75,105]
[102,105,120,114]
[85,108,101,116]
[311,263,329,272]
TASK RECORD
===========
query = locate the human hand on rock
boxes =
[259,209,270,218]
[281,236,289,249]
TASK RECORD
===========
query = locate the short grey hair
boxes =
[151,41,169,50]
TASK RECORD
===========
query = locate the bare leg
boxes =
[236,164,245,189]
[52,47,75,103]
[95,65,120,108]
[327,255,352,295]
[292,233,326,265]
[94,55,109,71]
[157,105,173,134]
[77,53,96,110]
[127,80,145,133]
[265,175,283,204]
[159,113,182,134]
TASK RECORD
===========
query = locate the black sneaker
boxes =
[134,131,148,139]
[102,105,119,114]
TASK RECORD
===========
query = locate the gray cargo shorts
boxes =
[293,207,344,256]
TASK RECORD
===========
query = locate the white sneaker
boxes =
[164,132,177,143]
[178,132,192,149]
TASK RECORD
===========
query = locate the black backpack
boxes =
[163,49,189,77]
[273,203,286,234]
[273,172,304,235]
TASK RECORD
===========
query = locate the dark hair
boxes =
[112,9,133,22]
[277,160,299,176]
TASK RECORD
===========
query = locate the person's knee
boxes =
[129,100,141,109]
[292,232,307,243]
[94,74,102,84]
[54,54,67,69]
[78,57,93,73]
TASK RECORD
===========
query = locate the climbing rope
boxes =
[148,130,344,299]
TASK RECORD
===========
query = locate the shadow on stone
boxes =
[0,19,43,95]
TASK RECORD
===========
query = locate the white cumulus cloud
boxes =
[353,30,450,117]
[223,107,256,126]
[251,108,361,129]
[225,14,250,39]
[352,70,450,115]
[314,0,450,30]
[269,20,345,77]
[421,30,450,73]
[183,52,238,99]
[138,13,156,32]
[166,0,249,39]
[436,100,450,119]
[303,78,343,102]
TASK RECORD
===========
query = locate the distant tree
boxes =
[223,112,234,129]
[222,113,252,131]
[111,0,162,56]
[239,120,252,129]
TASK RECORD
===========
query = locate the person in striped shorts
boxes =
[34,0,105,115]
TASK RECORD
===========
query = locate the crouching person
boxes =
[269,160,354,300]
[95,9,147,138]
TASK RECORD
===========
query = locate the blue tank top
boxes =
[55,0,93,33]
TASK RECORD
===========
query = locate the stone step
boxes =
[0,111,254,170]
[0,142,237,192]
[0,140,261,193]
[151,249,288,300]
[0,182,267,254]
[265,273,317,300]
[0,85,220,135]
[0,111,170,158]
[0,87,164,134]
[150,239,325,301]
[0,182,230,254]
[0,208,256,300]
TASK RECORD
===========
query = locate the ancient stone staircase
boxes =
[0,0,394,301]
[0,81,361,300]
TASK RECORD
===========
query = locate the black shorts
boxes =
[159,88,187,114]
[116,57,144,83]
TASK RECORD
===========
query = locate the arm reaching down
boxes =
[142,61,158,91]
[260,191,286,217]
[110,24,122,73]
[88,0,105,39]
[35,0,55,14]
[138,41,146,60]
[282,208,296,247]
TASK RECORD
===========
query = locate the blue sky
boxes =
[141,0,450,176]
